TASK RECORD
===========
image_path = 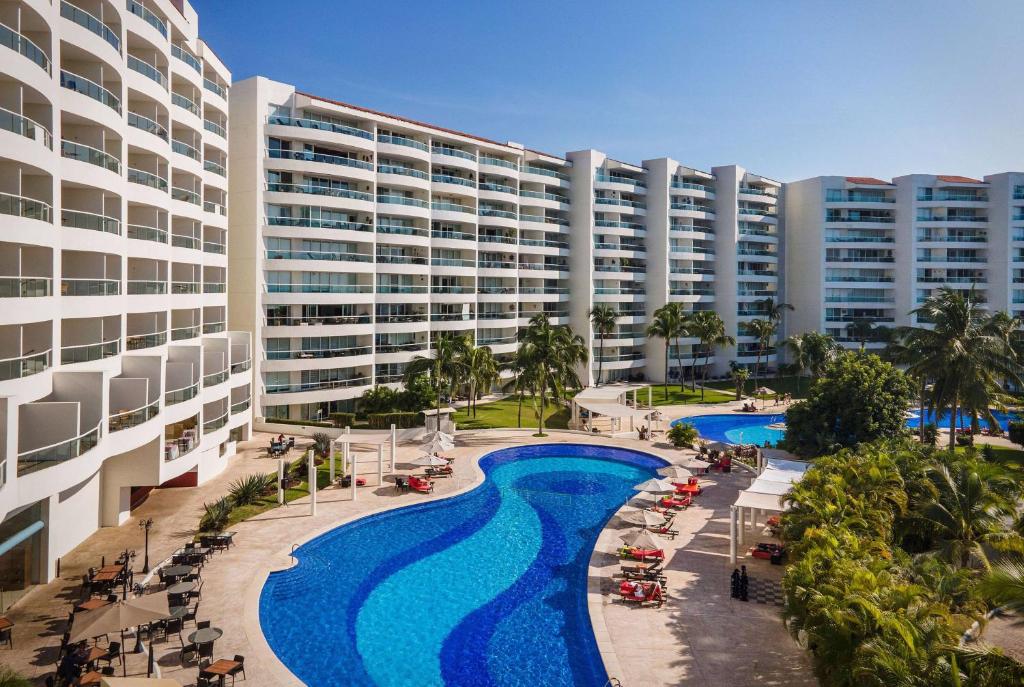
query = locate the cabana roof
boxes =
[732,457,810,513]
[574,383,648,402]
[573,398,649,419]
[333,431,393,446]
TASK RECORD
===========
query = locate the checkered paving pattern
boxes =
[733,577,785,606]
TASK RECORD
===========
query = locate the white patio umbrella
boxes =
[419,435,454,454]
[681,456,712,470]
[619,507,667,528]
[410,453,449,467]
[658,466,693,480]
[627,491,659,508]
[620,528,667,550]
[632,477,677,494]
[755,386,773,396]
[703,440,731,453]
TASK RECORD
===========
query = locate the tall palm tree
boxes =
[403,332,467,418]
[689,310,734,400]
[846,318,879,351]
[519,314,588,436]
[589,304,618,387]
[783,333,810,394]
[886,329,932,442]
[904,288,1022,448]
[646,303,687,398]
[743,318,777,392]
[802,330,840,378]
[501,345,536,428]
[729,364,750,401]
[757,296,793,326]
[459,339,498,418]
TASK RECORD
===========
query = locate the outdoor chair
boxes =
[196,674,217,687]
[228,654,246,684]
[163,617,184,645]
[99,641,121,667]
[197,620,211,630]
[183,603,198,627]
[0,624,12,649]
[408,476,433,494]
[394,477,407,493]
[198,642,214,659]
[180,642,199,664]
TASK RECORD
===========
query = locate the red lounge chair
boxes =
[618,580,665,607]
[620,547,665,561]
[659,495,691,509]
[651,525,678,539]
[672,482,702,496]
[408,476,434,494]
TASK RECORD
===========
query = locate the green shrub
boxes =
[981,443,996,461]
[367,412,421,429]
[199,497,232,532]
[667,422,698,448]
[360,386,399,415]
[0,667,32,687]
[266,417,332,428]
[397,374,436,412]
[228,473,275,507]
[1008,421,1024,447]
[956,434,972,447]
[329,412,356,428]
[921,423,938,446]
[312,431,333,458]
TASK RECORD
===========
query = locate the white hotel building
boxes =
[785,173,1024,348]
[0,0,251,603]
[229,77,781,424]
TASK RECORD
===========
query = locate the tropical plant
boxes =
[0,667,32,687]
[403,332,468,418]
[459,339,498,417]
[845,317,890,351]
[689,310,734,400]
[667,422,698,448]
[902,288,1022,448]
[783,331,838,393]
[782,352,914,457]
[360,385,399,415]
[742,318,777,390]
[646,303,687,396]
[311,431,332,460]
[519,313,587,436]
[730,365,750,401]
[757,296,794,325]
[980,558,1024,616]
[501,344,537,428]
[228,472,275,508]
[198,496,232,532]
[589,304,619,386]
[1008,421,1024,447]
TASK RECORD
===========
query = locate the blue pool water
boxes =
[905,409,1021,431]
[259,444,666,687]
[678,413,787,446]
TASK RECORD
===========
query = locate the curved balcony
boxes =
[60,339,119,365]
[0,348,51,381]
[109,400,159,432]
[62,208,121,236]
[0,19,50,74]
[127,111,167,142]
[0,106,52,149]
[0,191,51,223]
[61,139,121,173]
[165,380,199,406]
[125,0,167,39]
[60,70,120,114]
[17,421,100,476]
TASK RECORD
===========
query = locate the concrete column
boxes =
[277,458,285,505]
[729,505,737,564]
[329,442,335,483]
[308,449,316,516]
[390,424,397,474]
[737,506,745,545]
[377,445,383,484]
[350,449,357,502]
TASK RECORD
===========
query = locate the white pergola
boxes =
[570,384,652,434]
[422,407,457,434]
[332,427,397,501]
[728,457,810,563]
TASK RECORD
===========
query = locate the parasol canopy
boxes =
[633,477,677,494]
[620,528,667,550]
[70,592,171,644]
[619,507,667,527]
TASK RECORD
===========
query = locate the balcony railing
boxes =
[0,106,52,148]
[376,342,427,353]
[203,282,226,293]
[126,331,167,349]
[172,187,201,205]
[128,167,168,191]
[267,216,371,232]
[267,346,372,361]
[62,278,120,296]
[267,249,370,262]
[519,190,569,204]
[596,173,646,188]
[267,182,372,202]
[203,201,227,215]
[0,20,49,73]
[204,119,226,138]
[377,134,429,151]
[377,224,428,237]
[377,195,429,208]
[479,182,516,195]
[203,369,228,387]
[522,166,568,180]
[126,280,166,295]
[376,255,428,265]
[127,111,167,140]
[376,285,428,294]
[0,191,50,222]
[165,381,199,405]
[0,349,50,381]
[170,325,200,341]
[17,422,100,476]
[171,281,200,294]
[432,174,475,188]
[61,339,119,364]
[479,156,519,171]
[61,140,120,173]
[203,241,226,254]
[126,0,167,37]
[109,401,159,432]
[171,91,200,117]
[231,399,251,415]
[60,70,119,112]
[203,77,226,99]
[171,139,199,160]
[127,55,166,89]
[0,276,50,297]
[231,358,251,374]
[265,377,371,394]
[431,146,476,161]
[62,208,121,235]
[171,44,201,73]
[267,115,371,140]
[378,164,428,180]
[268,283,373,294]
[171,234,199,249]
[203,321,225,334]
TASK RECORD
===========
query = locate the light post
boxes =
[138,518,154,573]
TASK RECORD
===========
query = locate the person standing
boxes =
[730,567,741,599]
[739,565,749,601]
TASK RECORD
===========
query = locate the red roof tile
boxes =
[845,176,891,186]
[936,175,983,184]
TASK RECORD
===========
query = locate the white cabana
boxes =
[570,383,652,434]
[729,457,811,563]
[332,427,398,501]
[422,407,457,434]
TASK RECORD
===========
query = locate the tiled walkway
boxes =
[1,429,816,686]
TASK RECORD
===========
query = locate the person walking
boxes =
[739,565,749,601]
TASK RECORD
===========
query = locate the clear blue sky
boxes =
[193,0,1023,182]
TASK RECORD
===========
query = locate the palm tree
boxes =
[689,311,734,400]
[589,304,618,387]
[757,296,793,326]
[459,339,498,418]
[802,331,839,378]
[886,329,932,442]
[903,288,1022,448]
[980,558,1024,615]
[519,314,588,436]
[646,303,687,399]
[783,334,810,394]
[743,318,777,392]
[501,345,536,428]
[403,332,467,418]
[730,365,750,401]
[845,318,879,351]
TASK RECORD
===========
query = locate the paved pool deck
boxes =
[0,425,815,687]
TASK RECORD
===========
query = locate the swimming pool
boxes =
[905,409,1021,431]
[259,443,666,687]
[678,413,787,446]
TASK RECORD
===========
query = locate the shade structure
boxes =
[633,477,677,494]
[755,387,773,396]
[619,507,667,527]
[627,491,659,507]
[410,453,449,467]
[70,592,171,643]
[658,466,693,480]
[102,679,182,687]
[418,435,454,454]
[431,430,455,443]
[680,456,711,470]
[620,528,667,550]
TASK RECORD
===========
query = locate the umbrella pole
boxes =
[121,629,127,676]
[147,633,155,677]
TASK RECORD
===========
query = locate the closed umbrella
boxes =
[703,440,731,453]
[619,507,667,528]
[658,466,693,480]
[410,453,449,467]
[620,528,667,550]
[633,477,677,494]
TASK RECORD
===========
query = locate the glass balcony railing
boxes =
[171,325,200,341]
[378,164,428,180]
[165,381,199,405]
[0,277,50,297]
[431,174,475,188]
[171,139,199,160]
[267,283,372,294]
[596,173,646,188]
[672,181,714,193]
[596,197,646,209]
[203,321,225,334]
[266,377,371,394]
[203,369,228,387]
[17,422,100,476]
[61,339,119,364]
[267,215,372,232]
[376,285,428,294]
[126,280,166,295]
[432,229,475,241]
[61,209,120,235]
[0,20,50,73]
[376,255,428,265]
[61,140,120,173]
[0,106,52,148]
[377,134,429,151]
[203,77,226,99]
[171,186,201,205]
[126,0,167,38]
[375,224,427,237]
[127,54,166,89]
[204,119,226,138]
[203,201,227,215]
[230,358,251,374]
[432,285,475,294]
[479,207,517,219]
[267,115,372,140]
[519,190,569,204]
[170,234,199,249]
[171,44,201,73]
[522,166,568,181]
[171,281,200,294]
[479,182,517,195]
[204,159,226,176]
[596,220,643,230]
[62,278,120,296]
[109,401,159,432]
[479,156,519,171]
[267,182,372,202]
[127,111,167,140]
[431,146,476,161]
[431,258,475,268]
[378,195,429,208]
[0,349,50,381]
[268,147,372,170]
[60,70,120,113]
[203,241,226,254]
[231,399,251,415]
[478,235,516,244]
[0,191,50,222]
[126,331,166,349]
[203,282,226,293]
[171,91,200,117]
[433,201,475,214]
[128,167,168,191]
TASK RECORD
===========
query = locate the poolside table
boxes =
[201,658,242,686]
[0,616,13,647]
[161,564,193,582]
[166,581,195,596]
[188,627,224,645]
[90,569,121,584]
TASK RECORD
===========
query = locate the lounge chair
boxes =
[617,580,665,607]
[659,495,691,509]
[408,476,433,494]
[619,546,665,561]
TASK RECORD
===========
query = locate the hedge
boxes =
[367,412,422,429]
[329,412,356,428]
[266,418,333,428]
[1009,421,1024,447]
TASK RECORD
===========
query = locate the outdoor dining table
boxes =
[82,645,107,669]
[188,627,224,645]
[91,569,121,584]
[201,658,242,686]
[166,581,195,596]
[0,616,15,631]
[78,669,103,686]
[168,605,188,620]
[162,564,193,582]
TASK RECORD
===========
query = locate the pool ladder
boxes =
[604,679,623,687]
[290,543,299,565]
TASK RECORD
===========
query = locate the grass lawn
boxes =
[706,375,812,400]
[454,396,570,430]
[221,460,336,529]
[954,444,1024,470]
[642,384,734,406]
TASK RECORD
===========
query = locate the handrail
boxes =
[126,0,167,38]
[0,106,52,148]
[127,111,168,140]
[109,399,159,432]
[60,70,120,113]
[0,349,50,381]
[61,1,120,53]
[0,20,50,73]
[17,420,102,475]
